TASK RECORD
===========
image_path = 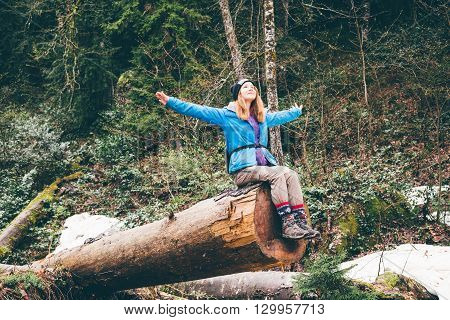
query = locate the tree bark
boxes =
[173,271,300,299]
[351,0,371,154]
[263,0,284,165]
[1,183,307,292]
[0,172,82,257]
[219,0,246,79]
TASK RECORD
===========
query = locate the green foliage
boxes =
[0,169,36,230]
[107,0,212,94]
[0,270,77,299]
[0,112,72,230]
[305,153,411,223]
[157,143,232,199]
[0,113,70,180]
[36,0,116,136]
[302,152,422,256]
[2,223,57,265]
[293,254,376,300]
[91,134,138,164]
[1,272,44,291]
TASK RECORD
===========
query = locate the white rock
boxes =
[54,212,123,254]
[340,244,450,300]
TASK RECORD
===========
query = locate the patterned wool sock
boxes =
[275,201,291,217]
[291,204,307,224]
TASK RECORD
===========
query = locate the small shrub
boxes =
[0,114,70,184]
[293,254,376,300]
[91,134,138,164]
[1,272,44,291]
[0,169,37,229]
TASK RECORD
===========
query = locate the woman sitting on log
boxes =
[155,79,320,240]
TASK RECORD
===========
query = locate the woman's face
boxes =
[239,82,257,102]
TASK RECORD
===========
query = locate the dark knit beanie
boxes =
[230,79,253,101]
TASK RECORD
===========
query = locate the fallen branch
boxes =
[0,172,83,257]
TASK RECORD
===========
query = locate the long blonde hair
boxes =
[235,86,265,122]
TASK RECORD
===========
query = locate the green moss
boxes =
[364,190,416,225]
[62,171,83,182]
[22,172,82,211]
[117,70,135,88]
[0,246,11,258]
[339,211,359,237]
[377,272,400,289]
[70,161,82,170]
[336,204,364,256]
[17,171,82,218]
[352,279,404,300]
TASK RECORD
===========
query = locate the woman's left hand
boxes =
[155,91,169,105]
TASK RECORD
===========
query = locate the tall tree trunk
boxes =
[301,111,313,184]
[351,0,371,155]
[1,183,307,292]
[263,0,284,164]
[361,0,370,109]
[219,0,246,79]
[362,0,371,149]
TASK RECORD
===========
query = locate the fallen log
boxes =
[1,182,307,292]
[170,270,439,300]
[172,271,300,299]
[0,172,82,257]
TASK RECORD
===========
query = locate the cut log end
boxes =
[253,183,307,263]
[211,182,307,265]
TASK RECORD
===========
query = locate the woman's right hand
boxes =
[293,102,303,112]
[155,91,169,105]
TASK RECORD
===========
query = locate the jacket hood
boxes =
[224,102,237,113]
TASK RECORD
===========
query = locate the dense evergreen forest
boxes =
[0,0,448,299]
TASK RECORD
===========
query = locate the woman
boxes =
[155,79,320,240]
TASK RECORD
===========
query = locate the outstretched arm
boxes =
[156,91,225,126]
[266,102,303,128]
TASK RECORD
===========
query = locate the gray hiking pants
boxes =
[232,165,305,211]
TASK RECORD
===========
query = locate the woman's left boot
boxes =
[292,208,321,240]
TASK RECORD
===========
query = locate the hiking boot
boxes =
[281,214,310,239]
[298,222,322,240]
[292,209,322,240]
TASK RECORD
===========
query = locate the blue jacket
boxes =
[166,97,302,174]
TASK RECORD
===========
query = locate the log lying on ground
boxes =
[171,270,439,300]
[172,271,300,299]
[0,182,307,292]
[0,172,83,257]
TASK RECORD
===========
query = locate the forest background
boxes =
[0,0,448,298]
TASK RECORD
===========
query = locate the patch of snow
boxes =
[340,244,450,300]
[428,211,450,227]
[404,185,448,207]
[404,185,449,226]
[54,212,123,254]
